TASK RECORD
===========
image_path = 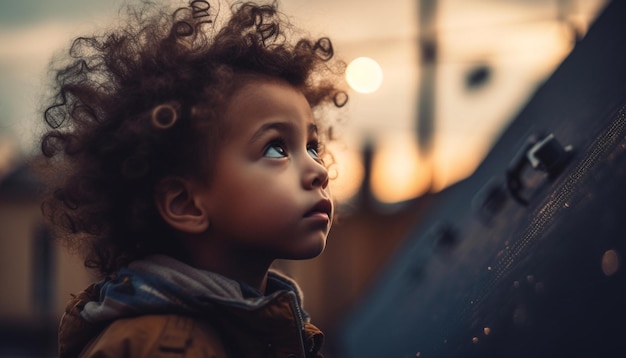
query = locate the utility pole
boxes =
[417,0,438,191]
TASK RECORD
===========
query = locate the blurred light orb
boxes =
[346,57,383,94]
[371,133,430,203]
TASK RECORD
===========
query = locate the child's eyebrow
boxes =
[249,122,318,143]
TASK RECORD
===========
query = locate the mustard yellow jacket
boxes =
[57,256,324,358]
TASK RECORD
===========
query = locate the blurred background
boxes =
[0,0,609,356]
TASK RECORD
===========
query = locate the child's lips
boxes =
[304,198,332,219]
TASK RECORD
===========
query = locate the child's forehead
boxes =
[218,78,317,134]
[226,78,310,113]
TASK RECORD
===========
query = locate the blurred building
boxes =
[0,159,91,356]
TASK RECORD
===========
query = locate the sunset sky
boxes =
[0,0,608,203]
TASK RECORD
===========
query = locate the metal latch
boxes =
[506,133,574,206]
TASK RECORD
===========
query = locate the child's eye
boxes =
[263,142,287,158]
[307,142,321,159]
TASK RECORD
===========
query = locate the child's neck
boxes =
[198,256,271,294]
[183,239,272,293]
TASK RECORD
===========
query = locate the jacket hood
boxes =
[58,255,310,357]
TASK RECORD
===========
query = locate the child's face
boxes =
[198,79,333,261]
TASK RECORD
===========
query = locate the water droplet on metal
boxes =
[416,352,421,357]
[564,202,570,208]
[487,266,492,271]
[472,337,479,344]
[602,249,620,276]
[483,327,491,336]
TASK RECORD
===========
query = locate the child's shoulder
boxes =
[81,314,227,357]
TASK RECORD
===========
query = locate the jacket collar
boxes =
[80,254,310,323]
[58,255,315,357]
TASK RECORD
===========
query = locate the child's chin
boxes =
[289,240,327,260]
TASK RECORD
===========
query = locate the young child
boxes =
[38,1,346,357]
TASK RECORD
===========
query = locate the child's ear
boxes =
[154,176,209,234]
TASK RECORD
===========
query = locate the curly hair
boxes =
[38,0,347,278]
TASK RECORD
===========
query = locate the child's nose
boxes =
[303,157,329,190]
